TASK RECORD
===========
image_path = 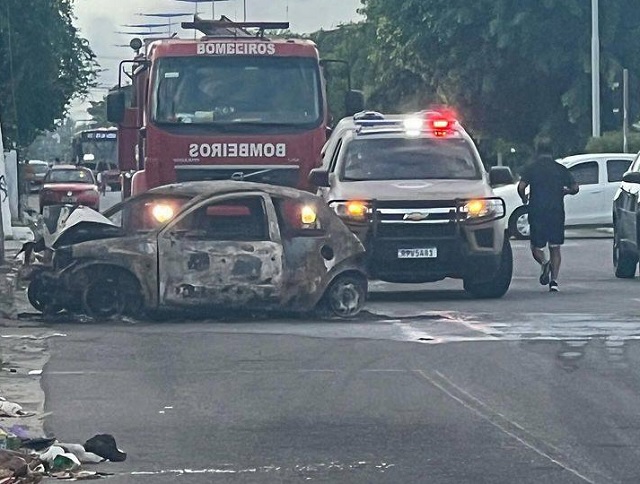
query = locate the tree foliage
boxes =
[313,0,640,158]
[0,0,97,150]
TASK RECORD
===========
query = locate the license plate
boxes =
[61,196,77,203]
[397,248,438,259]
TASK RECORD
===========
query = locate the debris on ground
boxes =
[0,433,124,481]
[0,402,34,419]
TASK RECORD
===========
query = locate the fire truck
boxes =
[107,16,363,197]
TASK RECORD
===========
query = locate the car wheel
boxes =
[27,274,63,314]
[613,228,637,278]
[508,206,529,239]
[82,269,142,319]
[320,273,367,319]
[463,238,513,299]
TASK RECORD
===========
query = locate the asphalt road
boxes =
[21,236,640,483]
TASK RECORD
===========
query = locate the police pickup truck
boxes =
[309,110,514,298]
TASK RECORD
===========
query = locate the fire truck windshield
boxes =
[152,56,322,128]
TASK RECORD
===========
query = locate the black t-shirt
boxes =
[520,156,576,215]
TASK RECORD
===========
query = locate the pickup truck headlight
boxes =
[461,198,505,222]
[329,201,371,222]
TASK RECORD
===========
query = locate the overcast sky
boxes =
[71,0,363,117]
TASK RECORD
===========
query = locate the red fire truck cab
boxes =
[107,17,364,197]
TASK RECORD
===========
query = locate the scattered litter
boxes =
[57,443,104,464]
[20,437,56,451]
[83,434,126,462]
[158,411,165,414]
[163,406,173,410]
[52,453,81,472]
[27,370,42,376]
[0,449,45,481]
[0,401,35,418]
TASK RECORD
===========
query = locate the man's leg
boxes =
[529,213,551,285]
[549,245,561,281]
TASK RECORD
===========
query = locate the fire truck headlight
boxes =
[300,205,317,225]
[151,203,175,223]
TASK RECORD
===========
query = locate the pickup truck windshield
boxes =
[341,137,482,181]
[153,56,322,127]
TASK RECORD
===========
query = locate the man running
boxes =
[517,138,579,292]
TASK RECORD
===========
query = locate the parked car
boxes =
[612,151,640,278]
[25,181,368,319]
[27,160,50,192]
[80,154,121,192]
[38,165,100,213]
[495,153,635,239]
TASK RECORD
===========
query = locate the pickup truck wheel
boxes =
[463,239,513,299]
[320,273,367,319]
[508,206,529,239]
[613,229,638,278]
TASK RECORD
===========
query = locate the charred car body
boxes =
[26,182,368,318]
[310,111,514,298]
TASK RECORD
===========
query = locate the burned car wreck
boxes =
[25,182,368,319]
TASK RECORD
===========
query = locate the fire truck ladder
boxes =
[181,15,289,39]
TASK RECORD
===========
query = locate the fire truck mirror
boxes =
[107,90,126,124]
[345,90,365,117]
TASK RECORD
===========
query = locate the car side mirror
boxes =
[309,168,330,188]
[622,171,640,184]
[345,90,365,117]
[107,89,125,124]
[489,166,515,186]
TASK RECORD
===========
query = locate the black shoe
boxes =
[549,281,559,292]
[539,261,551,285]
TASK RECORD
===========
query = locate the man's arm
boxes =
[563,182,579,196]
[562,167,579,196]
[517,180,529,204]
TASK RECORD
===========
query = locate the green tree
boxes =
[360,0,640,156]
[87,98,114,129]
[0,0,97,150]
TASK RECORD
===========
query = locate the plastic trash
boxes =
[20,437,56,451]
[83,434,126,462]
[0,401,34,418]
[51,452,81,472]
[38,445,65,464]
[58,442,105,464]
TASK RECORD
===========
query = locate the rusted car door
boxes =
[157,193,285,308]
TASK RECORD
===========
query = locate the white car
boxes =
[495,153,635,239]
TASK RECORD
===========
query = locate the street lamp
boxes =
[592,0,601,138]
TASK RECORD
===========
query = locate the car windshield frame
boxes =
[339,136,483,182]
[44,168,96,184]
[151,56,323,130]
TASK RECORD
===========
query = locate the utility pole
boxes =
[243,0,247,21]
[591,0,601,137]
[623,68,629,153]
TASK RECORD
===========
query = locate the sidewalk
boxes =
[1,226,34,319]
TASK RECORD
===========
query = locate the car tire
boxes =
[463,238,513,299]
[613,228,637,279]
[81,269,142,319]
[27,273,63,315]
[319,273,367,319]
[508,206,529,239]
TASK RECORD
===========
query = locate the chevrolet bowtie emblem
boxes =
[404,212,430,221]
[67,191,73,197]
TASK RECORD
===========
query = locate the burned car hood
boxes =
[43,205,122,249]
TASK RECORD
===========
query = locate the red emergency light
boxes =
[424,109,457,137]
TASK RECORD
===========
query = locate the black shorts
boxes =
[529,210,565,248]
